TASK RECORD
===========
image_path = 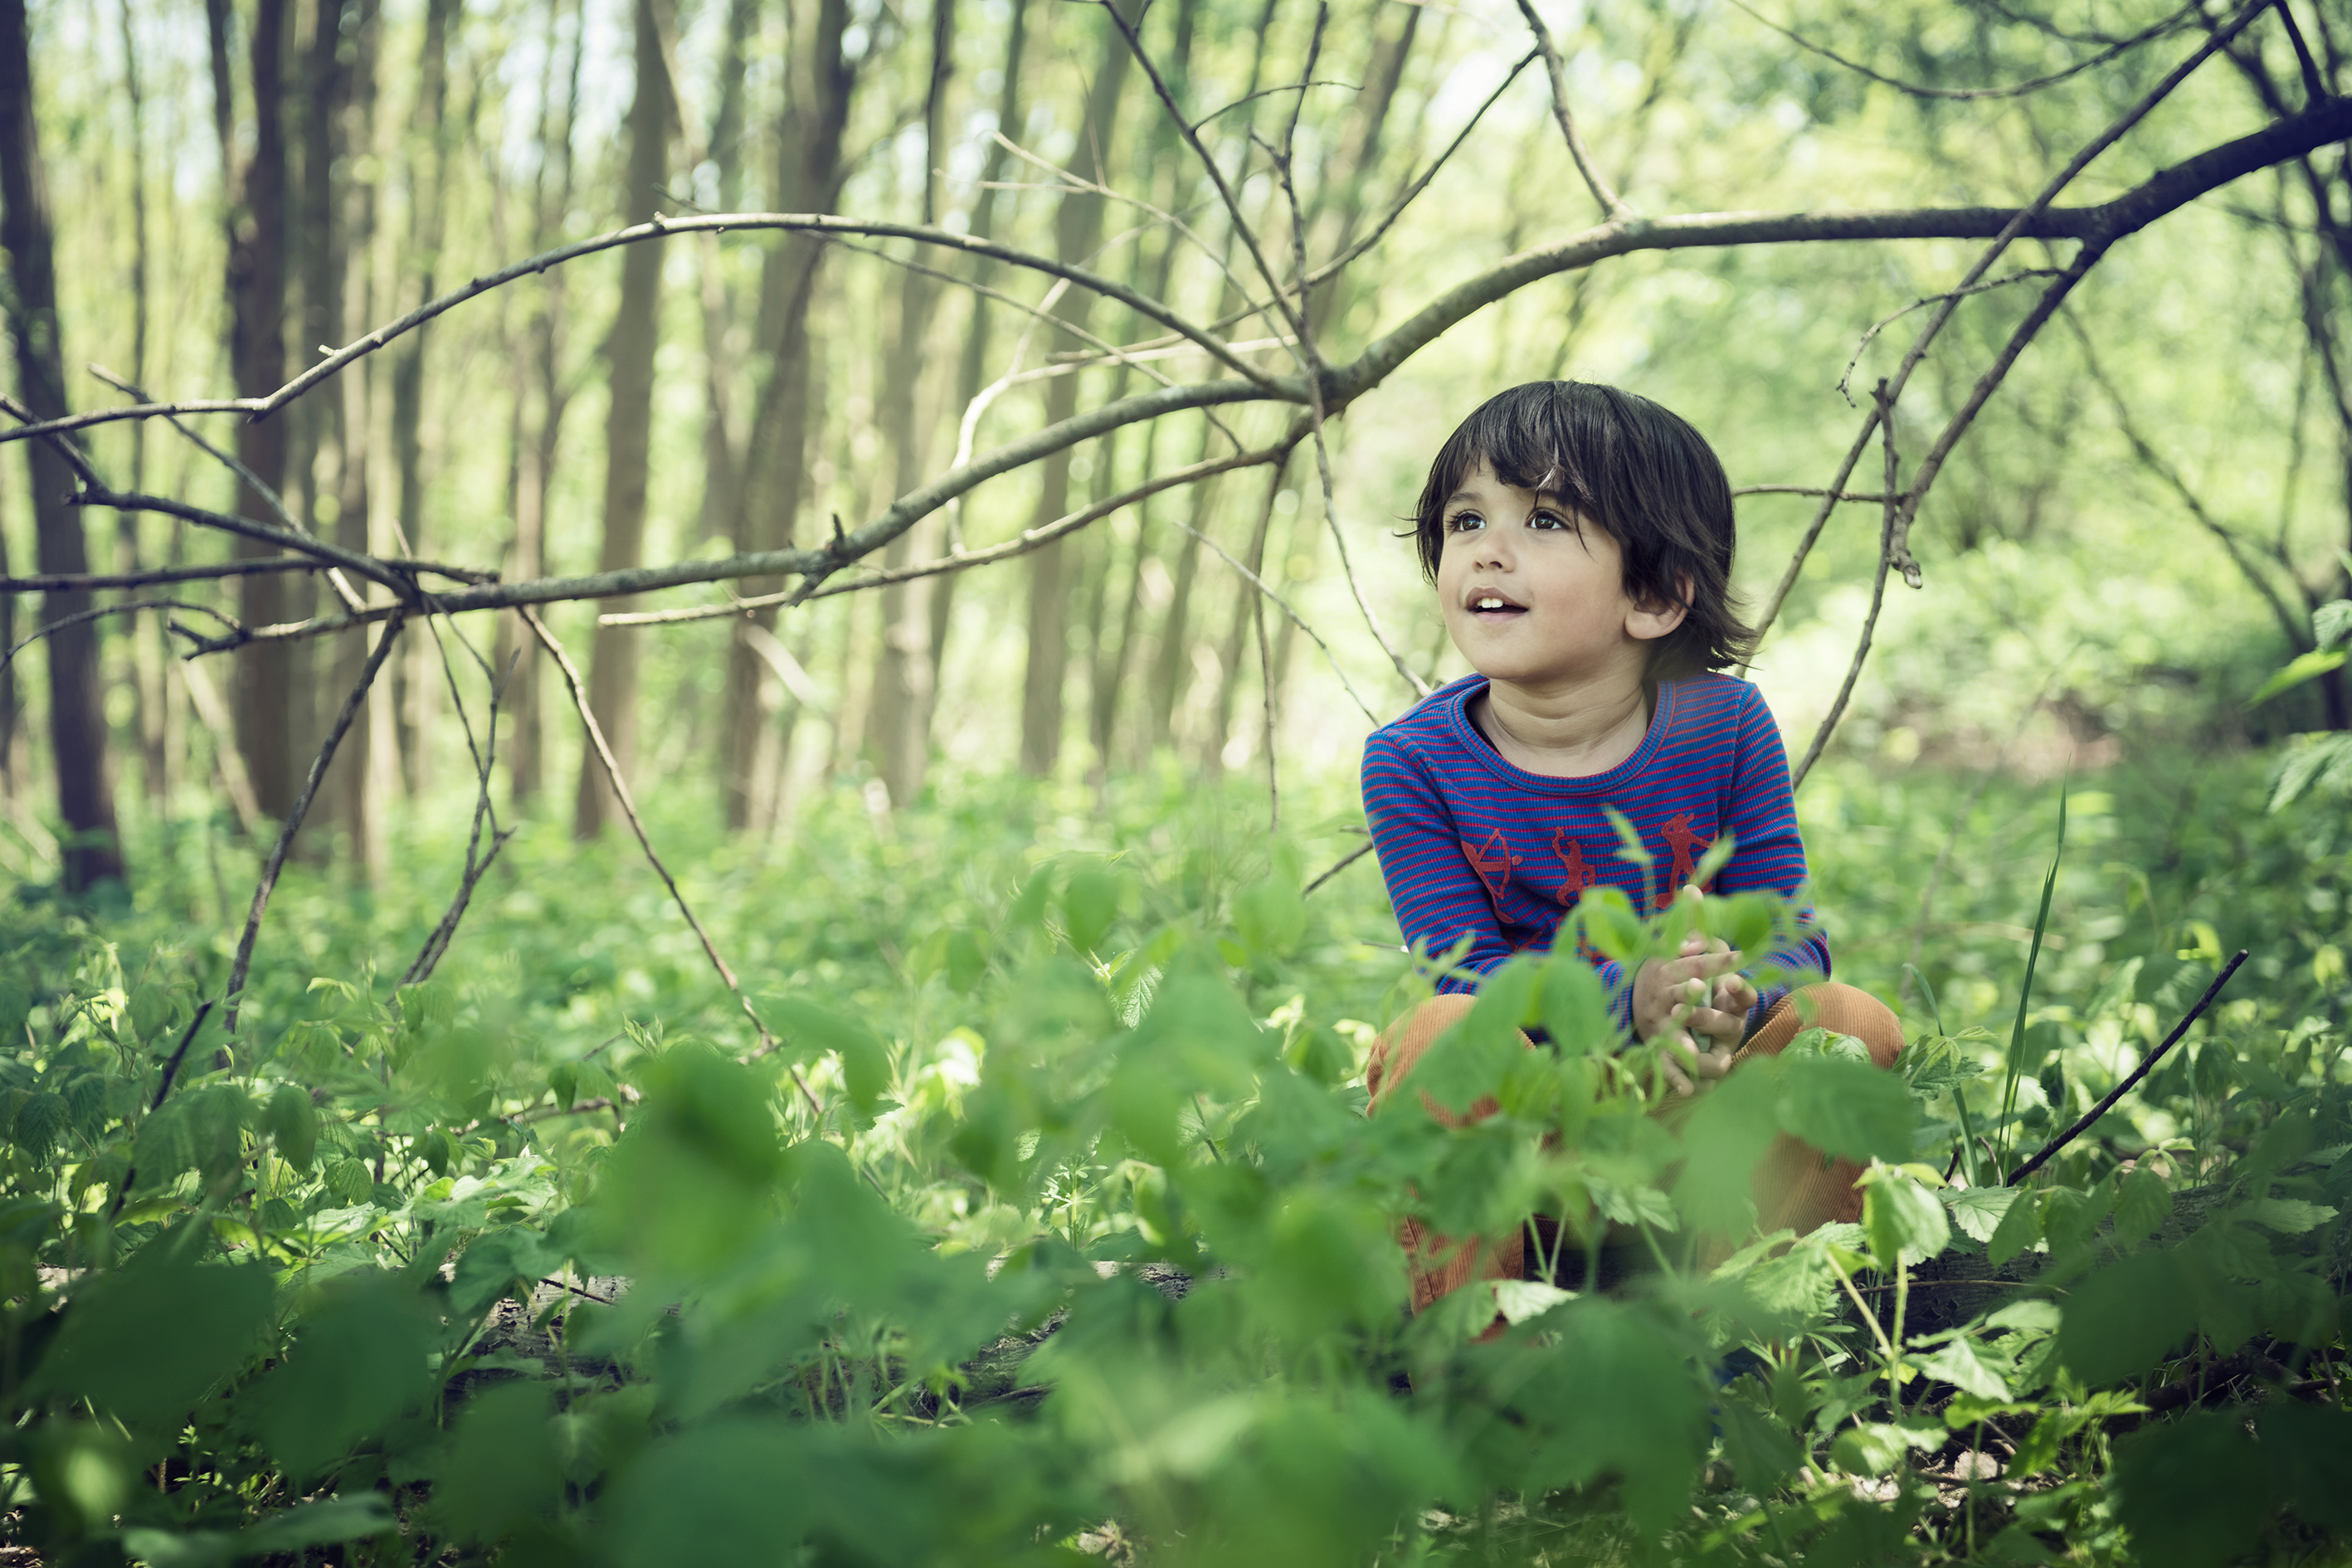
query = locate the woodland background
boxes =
[0,0,2350,1562]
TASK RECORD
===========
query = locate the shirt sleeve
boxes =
[1361,732,1517,995]
[1715,686,1833,1017]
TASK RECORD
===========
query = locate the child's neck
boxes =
[1470,672,1653,778]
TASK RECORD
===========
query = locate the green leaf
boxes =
[1945,1183,2023,1244]
[2113,1411,2271,1568]
[12,1092,66,1160]
[325,1157,374,1206]
[0,975,27,1038]
[27,1249,275,1434]
[240,1271,436,1483]
[2112,1166,2174,1250]
[1831,1420,1936,1476]
[1919,1335,2010,1400]
[1492,1279,1575,1325]
[129,982,172,1045]
[2240,1196,2337,1234]
[1062,865,1122,954]
[1671,1065,1781,1236]
[1717,1396,1802,1489]
[265,1083,318,1171]
[2260,1400,2352,1535]
[2058,1248,2195,1385]
[1575,887,1648,965]
[435,1381,561,1543]
[2315,598,2352,650]
[2250,647,2347,705]
[1537,951,1614,1055]
[1775,1054,1916,1164]
[767,998,889,1115]
[1864,1169,1950,1269]
[1987,1181,2044,1268]
[1233,874,1307,959]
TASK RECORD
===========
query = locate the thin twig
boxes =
[0,599,241,674]
[74,489,419,597]
[0,556,320,592]
[402,646,520,987]
[2005,950,2248,1186]
[107,999,217,1220]
[1303,840,1375,895]
[1791,381,1901,788]
[88,363,367,613]
[517,607,825,1122]
[1836,269,2067,403]
[1732,485,1892,502]
[1729,0,2194,101]
[1514,0,1632,221]
[602,445,1289,625]
[224,615,407,1032]
[1172,510,1381,726]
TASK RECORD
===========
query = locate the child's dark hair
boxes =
[1411,381,1758,678]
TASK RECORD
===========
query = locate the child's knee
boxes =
[1366,992,1478,1110]
[1742,982,1903,1070]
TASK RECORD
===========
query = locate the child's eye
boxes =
[1530,509,1576,531]
[1444,510,1485,533]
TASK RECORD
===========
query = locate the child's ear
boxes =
[1625,574,1692,643]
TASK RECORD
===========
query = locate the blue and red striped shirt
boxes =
[1361,672,1830,1022]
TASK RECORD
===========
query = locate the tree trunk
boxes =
[0,0,124,889]
[216,0,297,823]
[115,0,163,807]
[572,0,671,838]
[1207,458,1288,777]
[928,0,1028,739]
[693,0,758,547]
[388,0,455,800]
[868,0,954,809]
[1020,0,1137,777]
[504,0,582,811]
[718,0,852,831]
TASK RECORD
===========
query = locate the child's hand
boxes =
[1634,892,1758,1096]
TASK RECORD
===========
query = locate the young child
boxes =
[1360,381,1902,1313]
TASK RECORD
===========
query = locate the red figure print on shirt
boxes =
[1655,812,1713,908]
[1551,830,1597,904]
[1462,830,1524,904]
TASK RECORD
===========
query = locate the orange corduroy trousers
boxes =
[1367,982,1905,1316]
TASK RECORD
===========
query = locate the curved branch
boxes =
[0,598,241,674]
[1729,0,2195,101]
[75,489,423,597]
[1515,0,1631,221]
[607,443,1289,625]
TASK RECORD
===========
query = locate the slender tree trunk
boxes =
[216,0,297,821]
[1207,456,1288,777]
[693,0,757,546]
[330,0,382,872]
[928,0,1027,733]
[116,0,163,806]
[572,0,671,837]
[0,0,126,888]
[1020,0,1137,777]
[869,0,954,808]
[388,0,455,798]
[505,0,581,809]
[718,0,852,830]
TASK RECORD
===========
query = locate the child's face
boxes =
[1434,457,1682,694]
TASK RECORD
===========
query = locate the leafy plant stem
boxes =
[1996,788,2068,1176]
[1825,1250,1899,1366]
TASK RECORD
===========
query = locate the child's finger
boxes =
[1659,1042,1697,1097]
[1682,1006,1746,1049]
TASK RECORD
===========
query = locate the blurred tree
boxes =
[0,0,124,889]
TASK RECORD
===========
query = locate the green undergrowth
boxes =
[0,746,2346,1566]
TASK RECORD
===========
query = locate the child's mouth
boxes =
[1468,593,1527,619]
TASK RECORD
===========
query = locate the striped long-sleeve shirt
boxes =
[1361,671,1830,1026]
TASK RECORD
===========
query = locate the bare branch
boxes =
[75,488,426,597]
[1171,515,1382,726]
[1728,0,2196,101]
[2,555,320,592]
[603,443,1288,626]
[1732,485,1892,502]
[1836,268,2067,402]
[403,645,519,987]
[517,607,825,1123]
[1191,79,1359,133]
[1514,0,1632,221]
[0,598,241,675]
[225,614,407,1033]
[1791,382,1902,789]
[89,363,367,612]
[1303,840,1375,896]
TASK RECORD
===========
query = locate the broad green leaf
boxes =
[1919,1335,2010,1400]
[1717,1396,1802,1489]
[1775,1054,1916,1164]
[2058,1248,2194,1384]
[1537,951,1615,1055]
[1831,1420,1936,1475]
[2112,1166,2174,1250]
[2239,1196,2337,1234]
[1233,874,1307,959]
[1945,1183,2023,1244]
[2315,598,2352,650]
[1492,1278,1575,1325]
[1062,865,1122,954]
[128,982,172,1044]
[767,998,890,1113]
[27,1249,275,1434]
[2260,1400,2352,1534]
[265,1082,317,1171]
[2250,647,2347,705]
[1988,1181,2044,1267]
[435,1381,561,1543]
[1576,887,1648,964]
[240,1272,436,1482]
[1865,1169,1950,1269]
[2112,1411,2271,1568]
[1670,1065,1780,1235]
[0,975,28,1039]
